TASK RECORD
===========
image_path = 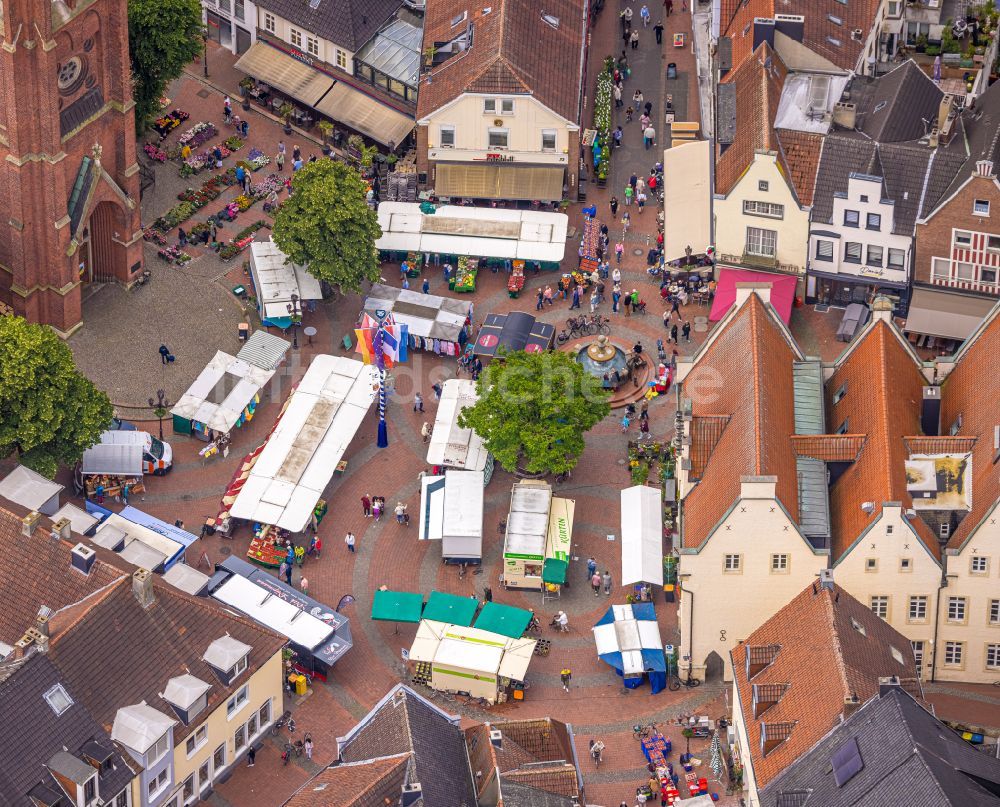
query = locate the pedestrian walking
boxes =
[240,119,249,138]
[443,262,451,282]
[422,277,430,294]
[304,735,313,761]
[276,150,285,170]
[590,290,599,313]
[345,531,356,552]
[630,171,639,190]
[293,157,303,171]
[643,125,656,149]
[362,494,371,517]
[615,242,624,263]
[612,287,622,313]
[640,4,650,25]
[614,83,623,108]
[613,126,623,148]
[625,105,634,123]
[293,144,301,161]
[177,227,187,246]
[624,185,634,205]
[639,417,651,441]
[414,393,424,412]
[570,285,582,309]
[283,562,292,585]
[300,576,309,595]
[665,0,673,15]
[591,571,602,595]
[682,320,691,342]
[560,669,572,692]
[587,556,597,579]
[610,195,619,217]
[622,212,631,233]
[394,502,408,524]
[623,6,633,24]
[630,29,640,48]
[654,20,664,43]
[536,287,545,311]
[624,292,632,317]
[247,746,256,767]
[602,570,613,594]
[159,344,170,364]
[372,498,382,521]
[544,285,554,305]
[223,102,232,124]
[637,192,646,212]
[670,322,679,343]
[622,411,631,432]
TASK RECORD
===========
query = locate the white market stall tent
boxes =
[249,239,324,326]
[408,619,536,704]
[620,485,664,587]
[229,355,378,532]
[170,347,286,440]
[417,470,484,563]
[426,379,490,476]
[363,284,471,353]
[375,202,568,263]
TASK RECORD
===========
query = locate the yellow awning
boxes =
[234,43,333,108]
[313,82,414,148]
[434,164,565,201]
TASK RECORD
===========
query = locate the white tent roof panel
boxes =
[443,471,483,540]
[419,475,445,542]
[496,637,536,681]
[51,503,99,534]
[0,466,63,512]
[426,379,487,471]
[436,637,502,673]
[213,574,333,650]
[408,619,448,662]
[620,485,664,586]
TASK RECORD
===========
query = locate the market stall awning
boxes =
[364,283,471,342]
[234,43,334,108]
[474,602,533,639]
[593,603,666,693]
[542,558,568,584]
[473,311,555,357]
[422,591,478,627]
[236,329,292,371]
[371,590,424,624]
[426,379,488,471]
[170,350,276,434]
[710,268,797,324]
[80,443,143,477]
[250,240,324,324]
[620,485,664,586]
[313,81,414,148]
[903,287,996,341]
[434,163,565,202]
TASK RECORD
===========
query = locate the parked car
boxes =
[109,417,138,431]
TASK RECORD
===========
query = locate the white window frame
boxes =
[115,790,130,807]
[483,98,497,114]
[870,596,889,619]
[149,732,170,765]
[336,49,347,69]
[500,98,514,114]
[234,723,247,754]
[743,200,785,219]
[908,595,927,621]
[955,262,975,281]
[182,774,196,805]
[815,239,834,262]
[213,743,227,775]
[186,725,209,758]
[987,644,1000,670]
[229,655,249,680]
[887,248,905,269]
[911,640,924,677]
[306,36,319,56]
[990,599,1000,625]
[971,555,989,575]
[974,199,990,216]
[953,230,973,247]
[944,640,964,667]
[439,125,456,148]
[931,257,951,281]
[770,554,788,573]
[899,557,912,572]
[147,769,170,800]
[865,557,877,572]
[487,127,509,149]
[947,596,967,623]
[289,28,302,48]
[227,684,250,720]
[723,554,742,573]
[541,129,557,151]
[981,266,998,284]
[263,12,275,32]
[745,226,777,257]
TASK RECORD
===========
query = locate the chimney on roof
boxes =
[921,386,942,437]
[132,568,155,609]
[818,568,835,591]
[753,17,775,52]
[489,728,503,749]
[842,691,862,719]
[51,517,71,542]
[879,675,901,697]
[401,783,423,807]
[976,159,995,178]
[832,102,857,130]
[25,625,49,653]
[36,614,50,639]
[21,511,41,538]
[13,632,34,660]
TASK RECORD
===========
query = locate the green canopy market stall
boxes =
[474,601,533,640]
[371,589,424,634]
[421,590,478,627]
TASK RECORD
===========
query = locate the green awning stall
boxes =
[542,557,568,585]
[474,601,533,639]
[371,590,424,624]
[422,590,478,627]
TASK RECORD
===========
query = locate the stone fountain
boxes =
[576,334,627,377]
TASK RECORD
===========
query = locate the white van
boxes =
[94,430,173,475]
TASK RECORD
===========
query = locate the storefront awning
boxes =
[620,485,664,586]
[903,288,996,341]
[313,82,413,148]
[435,164,565,202]
[235,43,333,108]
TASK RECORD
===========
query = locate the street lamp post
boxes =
[203,29,209,77]
[287,293,301,350]
[148,388,172,441]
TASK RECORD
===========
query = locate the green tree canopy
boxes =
[0,317,113,478]
[271,160,382,293]
[128,0,204,132]
[458,351,610,476]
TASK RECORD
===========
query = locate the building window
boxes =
[213,743,226,772]
[234,0,244,20]
[988,645,1000,669]
[147,769,169,799]
[743,200,784,218]
[866,212,881,230]
[844,242,862,263]
[815,239,834,261]
[988,235,1000,251]
[833,382,848,403]
[981,267,998,284]
[487,128,509,149]
[940,522,952,539]
[149,733,169,765]
[911,640,924,677]
[908,595,927,621]
[837,417,850,435]
[948,596,967,622]
[770,554,788,572]
[217,0,230,13]
[84,777,96,804]
[336,49,347,69]
[844,209,860,227]
[289,28,302,48]
[263,12,275,32]
[541,129,557,151]
[866,245,883,267]
[227,685,249,719]
[439,125,455,148]
[484,98,496,113]
[888,0,901,15]
[183,774,195,803]
[944,641,964,666]
[306,37,319,56]
[234,724,247,753]
[900,557,912,572]
[887,248,905,269]
[723,554,742,573]
[259,700,272,728]
[931,257,951,281]
[500,99,514,114]
[865,557,877,572]
[974,199,990,216]
[991,599,1000,625]
[955,262,975,280]
[116,791,129,807]
[186,725,208,756]
[746,227,777,257]
[954,230,972,247]
[758,180,769,192]
[870,595,889,619]
[971,555,989,575]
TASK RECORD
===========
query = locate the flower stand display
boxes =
[507,260,525,298]
[406,251,423,278]
[151,108,189,140]
[451,255,478,293]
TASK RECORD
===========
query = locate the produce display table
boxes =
[247,523,289,567]
[452,255,478,293]
[406,251,423,278]
[641,732,672,768]
[508,260,525,298]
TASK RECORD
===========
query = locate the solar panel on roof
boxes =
[831,736,864,787]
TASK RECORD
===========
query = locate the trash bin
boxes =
[294,674,308,696]
[664,584,676,602]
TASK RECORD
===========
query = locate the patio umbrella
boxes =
[710,730,723,779]
[474,601,533,639]
[422,590,478,627]
[371,590,424,634]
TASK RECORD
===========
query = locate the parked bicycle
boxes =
[633,723,657,740]
[589,739,605,767]
[667,673,702,692]
[270,710,296,735]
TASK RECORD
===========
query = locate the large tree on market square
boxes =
[458,350,610,476]
[0,317,113,479]
[271,160,382,292]
[128,0,204,133]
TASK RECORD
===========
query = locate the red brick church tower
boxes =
[0,0,144,335]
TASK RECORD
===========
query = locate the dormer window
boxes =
[745,643,781,679]
[83,774,97,805]
[162,674,212,725]
[44,683,74,716]
[760,721,796,756]
[231,654,249,679]
[203,635,253,684]
[752,683,789,718]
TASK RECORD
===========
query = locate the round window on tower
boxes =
[57,56,88,96]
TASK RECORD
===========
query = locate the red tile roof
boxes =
[776,129,823,207]
[282,754,410,807]
[681,292,801,547]
[825,321,940,560]
[941,304,1000,550]
[731,581,922,790]
[715,43,789,197]
[417,0,586,124]
[790,434,866,463]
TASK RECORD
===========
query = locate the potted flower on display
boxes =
[318,120,334,155]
